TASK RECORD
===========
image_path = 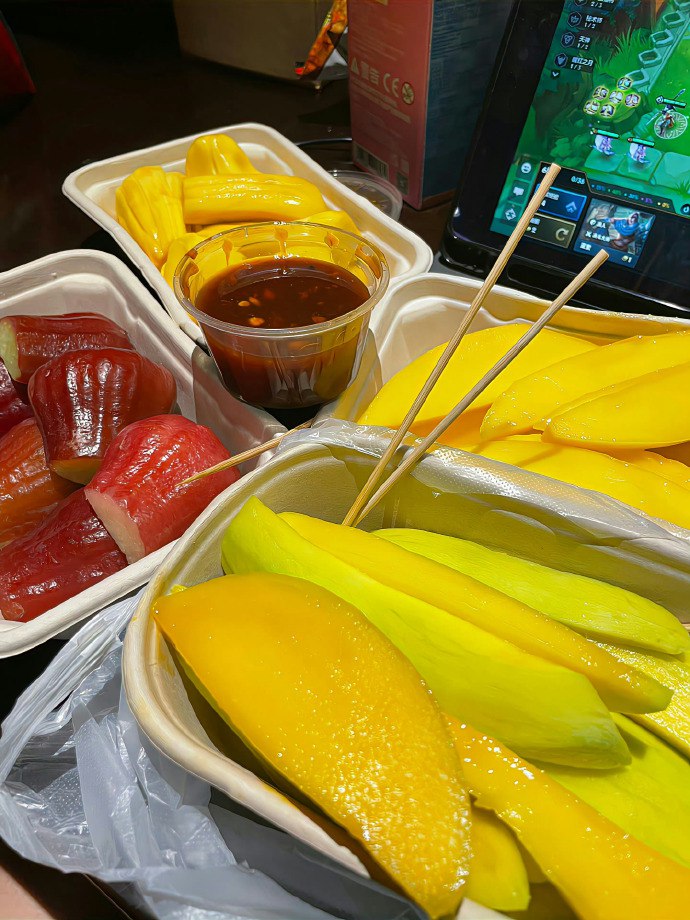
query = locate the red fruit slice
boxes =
[85,415,239,563]
[0,358,32,438]
[0,312,133,383]
[0,418,78,547]
[29,348,177,484]
[0,490,128,622]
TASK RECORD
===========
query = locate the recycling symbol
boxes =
[402,82,415,105]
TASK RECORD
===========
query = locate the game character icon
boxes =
[654,89,687,139]
[585,100,600,115]
[617,76,633,90]
[629,142,647,164]
[610,91,623,105]
[600,104,616,118]
[608,211,643,251]
[595,134,615,156]
[593,85,609,99]
[625,93,641,108]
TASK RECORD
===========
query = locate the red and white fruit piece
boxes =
[0,358,32,438]
[29,347,177,484]
[85,415,239,563]
[0,312,133,383]
[0,490,128,622]
[0,418,78,547]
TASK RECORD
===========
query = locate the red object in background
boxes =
[0,15,35,109]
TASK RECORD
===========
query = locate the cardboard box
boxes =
[174,0,333,82]
[348,0,511,209]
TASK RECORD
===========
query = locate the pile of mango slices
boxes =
[359,324,690,533]
[114,133,362,288]
[155,498,690,920]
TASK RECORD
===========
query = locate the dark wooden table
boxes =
[0,4,449,917]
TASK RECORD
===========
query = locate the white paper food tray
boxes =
[0,251,285,657]
[319,271,690,433]
[123,429,690,919]
[62,123,433,343]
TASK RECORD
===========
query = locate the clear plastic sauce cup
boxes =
[174,222,389,409]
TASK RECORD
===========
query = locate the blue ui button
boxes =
[539,187,588,221]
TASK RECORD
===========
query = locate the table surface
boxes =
[0,4,449,917]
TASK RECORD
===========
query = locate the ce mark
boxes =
[383,73,401,97]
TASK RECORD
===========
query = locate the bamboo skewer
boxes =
[180,420,312,486]
[341,162,562,527]
[349,248,609,527]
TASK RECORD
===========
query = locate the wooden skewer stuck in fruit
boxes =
[179,420,312,486]
[350,248,609,527]
[341,161,562,527]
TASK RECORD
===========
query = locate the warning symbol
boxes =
[402,82,415,105]
[350,57,359,75]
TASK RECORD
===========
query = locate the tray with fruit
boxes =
[319,272,690,540]
[0,250,283,657]
[123,430,690,919]
[62,123,432,343]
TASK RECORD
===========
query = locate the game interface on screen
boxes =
[491,0,690,268]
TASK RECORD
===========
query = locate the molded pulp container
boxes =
[0,251,285,657]
[62,123,433,344]
[123,428,690,918]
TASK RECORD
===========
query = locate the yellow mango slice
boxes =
[542,714,690,869]
[358,324,595,432]
[482,330,690,439]
[377,528,690,655]
[447,717,690,920]
[545,362,690,450]
[471,438,690,531]
[222,500,629,768]
[466,807,530,912]
[658,441,690,466]
[597,643,690,760]
[154,573,470,918]
[298,210,361,235]
[614,449,690,489]
[282,513,669,714]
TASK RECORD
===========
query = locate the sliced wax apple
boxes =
[0,418,78,547]
[0,358,32,438]
[29,348,177,484]
[0,312,133,383]
[85,415,238,563]
[0,490,127,621]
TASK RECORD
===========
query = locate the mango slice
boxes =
[222,500,629,768]
[154,573,470,918]
[597,643,690,760]
[358,324,595,432]
[377,528,690,655]
[447,718,690,920]
[542,714,690,869]
[472,438,690,531]
[282,513,669,714]
[466,807,530,912]
[658,441,690,466]
[482,330,690,439]
[545,362,690,450]
[615,449,690,489]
